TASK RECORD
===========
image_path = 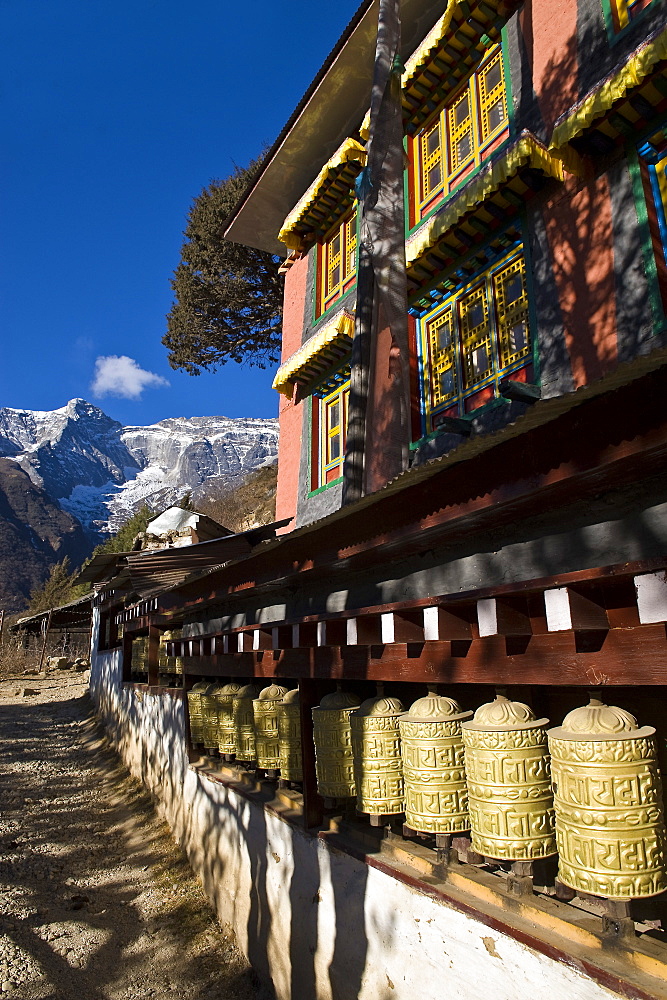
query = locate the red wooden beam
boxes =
[180,623,667,686]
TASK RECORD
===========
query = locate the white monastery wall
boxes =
[89,611,625,1000]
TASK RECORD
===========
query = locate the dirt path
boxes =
[0,673,268,1000]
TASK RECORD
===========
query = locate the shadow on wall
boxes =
[90,651,389,1000]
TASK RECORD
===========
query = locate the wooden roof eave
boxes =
[152,348,667,619]
[405,131,579,300]
[550,23,667,156]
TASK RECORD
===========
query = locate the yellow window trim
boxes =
[272,311,355,397]
[405,132,573,271]
[278,138,366,251]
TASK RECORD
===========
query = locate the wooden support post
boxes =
[435,832,452,867]
[601,898,635,940]
[38,610,53,675]
[508,860,534,897]
[122,630,133,683]
[298,679,325,829]
[451,834,484,865]
[147,624,160,687]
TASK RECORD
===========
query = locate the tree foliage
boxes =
[163,161,283,374]
[28,559,78,613]
[27,507,155,614]
[89,505,153,558]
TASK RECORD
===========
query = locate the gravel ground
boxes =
[0,672,269,1000]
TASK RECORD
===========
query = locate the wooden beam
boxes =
[181,623,667,685]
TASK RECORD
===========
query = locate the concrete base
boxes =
[89,629,626,1000]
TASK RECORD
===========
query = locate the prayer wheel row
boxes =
[186,682,302,778]
[311,687,667,899]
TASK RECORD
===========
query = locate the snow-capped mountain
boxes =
[0,399,278,536]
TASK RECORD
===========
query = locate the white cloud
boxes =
[91,355,169,400]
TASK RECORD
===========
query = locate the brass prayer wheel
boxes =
[462,695,556,860]
[278,688,303,781]
[187,681,209,746]
[312,689,361,799]
[131,635,148,676]
[232,684,261,762]
[159,629,183,676]
[215,681,244,755]
[201,683,223,751]
[549,698,667,899]
[253,683,290,770]
[399,689,472,834]
[351,691,405,816]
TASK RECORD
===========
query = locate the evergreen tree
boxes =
[89,504,153,558]
[163,161,283,373]
[28,559,76,613]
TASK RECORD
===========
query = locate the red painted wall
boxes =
[364,303,411,495]
[275,255,310,533]
[543,173,618,387]
[520,0,578,134]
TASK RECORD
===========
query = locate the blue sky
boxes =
[0,0,361,427]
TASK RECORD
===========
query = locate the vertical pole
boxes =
[148,623,160,688]
[299,678,325,829]
[0,610,5,646]
[122,630,133,683]
[343,0,408,503]
[38,609,53,674]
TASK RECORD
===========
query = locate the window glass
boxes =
[421,249,532,428]
[320,211,358,315]
[317,379,350,487]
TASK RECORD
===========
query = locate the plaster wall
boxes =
[89,612,625,1000]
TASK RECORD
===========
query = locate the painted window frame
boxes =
[409,44,510,226]
[635,127,667,321]
[307,368,351,493]
[602,0,655,36]
[317,210,358,318]
[419,247,533,431]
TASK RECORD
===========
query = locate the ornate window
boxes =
[637,127,667,312]
[608,0,655,33]
[412,46,509,223]
[420,249,531,429]
[319,210,357,317]
[311,373,350,489]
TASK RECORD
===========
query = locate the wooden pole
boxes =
[38,609,53,674]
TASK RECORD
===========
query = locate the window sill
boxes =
[307,476,343,498]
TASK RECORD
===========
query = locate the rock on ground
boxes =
[0,673,270,1000]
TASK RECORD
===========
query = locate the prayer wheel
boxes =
[462,695,556,860]
[312,689,361,799]
[399,689,472,834]
[159,629,183,676]
[253,683,290,771]
[278,688,303,781]
[215,681,244,755]
[131,636,149,677]
[201,683,223,751]
[351,690,405,816]
[549,698,667,899]
[186,681,209,746]
[232,684,261,762]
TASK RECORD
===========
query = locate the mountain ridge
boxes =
[0,399,279,610]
